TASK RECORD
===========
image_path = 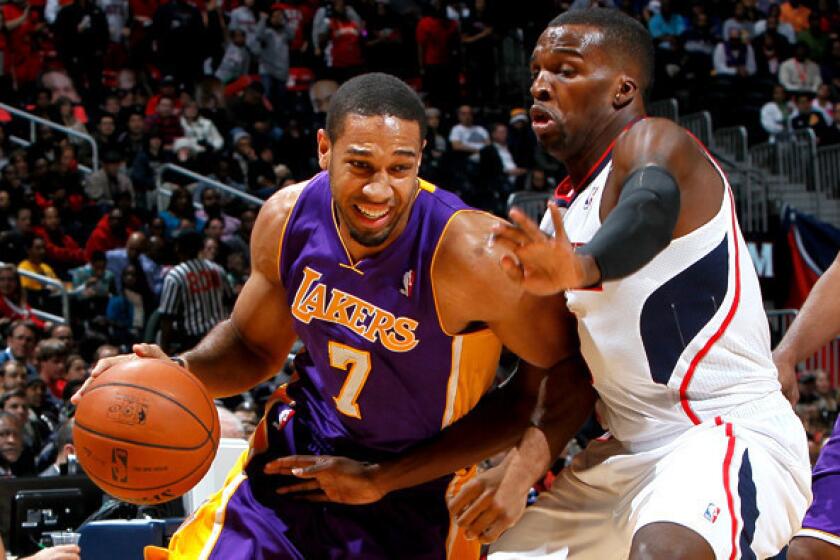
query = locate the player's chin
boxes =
[348,222,396,248]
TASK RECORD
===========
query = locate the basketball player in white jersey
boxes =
[447,8,811,560]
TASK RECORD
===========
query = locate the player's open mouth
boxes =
[530,105,557,132]
[354,204,391,225]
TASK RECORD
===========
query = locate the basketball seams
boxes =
[159,360,219,437]
[83,380,214,442]
[74,418,210,451]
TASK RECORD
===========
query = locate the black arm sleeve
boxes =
[578,165,680,282]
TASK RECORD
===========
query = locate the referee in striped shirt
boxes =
[158,231,233,353]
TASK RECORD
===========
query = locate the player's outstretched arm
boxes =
[494,118,721,293]
[773,253,840,405]
[265,211,595,505]
[73,183,306,403]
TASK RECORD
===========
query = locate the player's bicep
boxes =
[231,270,296,369]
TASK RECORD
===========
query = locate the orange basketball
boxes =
[73,358,220,505]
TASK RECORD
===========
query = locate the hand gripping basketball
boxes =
[70,343,170,406]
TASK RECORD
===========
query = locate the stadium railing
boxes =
[679,111,714,148]
[816,144,840,199]
[767,308,840,387]
[155,164,265,211]
[0,261,69,325]
[0,102,99,173]
[647,98,679,122]
[713,126,748,164]
[712,149,769,233]
[507,191,551,224]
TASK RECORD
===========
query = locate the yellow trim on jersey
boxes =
[163,455,249,560]
[430,208,494,337]
[441,329,501,428]
[445,466,482,560]
[275,181,308,286]
[797,528,840,547]
[418,178,436,193]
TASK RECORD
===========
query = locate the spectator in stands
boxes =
[151,0,206,86]
[248,7,294,114]
[0,266,43,331]
[158,230,232,353]
[54,0,109,103]
[647,0,686,52]
[92,344,118,365]
[713,26,757,78]
[17,235,61,311]
[791,91,830,143]
[755,5,797,46]
[723,2,755,41]
[798,12,830,62]
[229,128,259,188]
[0,206,33,263]
[65,354,86,382]
[814,368,838,426]
[39,419,75,477]
[32,207,85,279]
[144,97,182,150]
[106,264,147,345]
[92,114,120,156]
[753,27,786,79]
[311,0,363,59]
[129,133,166,200]
[215,28,251,85]
[34,339,68,402]
[480,122,527,206]
[0,410,31,476]
[51,98,90,152]
[823,101,840,145]
[85,150,135,206]
[420,107,448,186]
[70,250,115,309]
[229,82,272,135]
[812,83,834,122]
[229,0,258,42]
[822,39,840,91]
[217,405,246,439]
[416,0,460,113]
[84,207,132,260]
[180,100,224,154]
[106,231,161,299]
[0,321,37,377]
[0,389,36,449]
[449,105,490,163]
[223,208,255,266]
[158,185,195,238]
[1,362,27,393]
[779,42,823,94]
[118,111,147,166]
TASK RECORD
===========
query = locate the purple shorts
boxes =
[800,415,840,545]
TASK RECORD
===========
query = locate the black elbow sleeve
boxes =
[578,165,680,282]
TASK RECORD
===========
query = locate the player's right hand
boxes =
[447,462,530,544]
[70,343,168,405]
[772,351,800,408]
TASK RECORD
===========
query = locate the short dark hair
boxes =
[548,8,655,100]
[0,389,26,408]
[326,73,426,142]
[35,338,68,362]
[175,230,205,259]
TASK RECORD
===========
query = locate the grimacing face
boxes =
[318,114,423,252]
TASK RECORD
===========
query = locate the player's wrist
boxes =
[573,254,602,289]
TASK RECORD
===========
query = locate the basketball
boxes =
[73,359,220,505]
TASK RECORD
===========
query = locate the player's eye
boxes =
[559,65,577,77]
[349,160,371,171]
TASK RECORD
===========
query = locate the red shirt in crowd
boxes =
[32,226,86,268]
[2,3,43,85]
[416,15,458,66]
[329,18,364,68]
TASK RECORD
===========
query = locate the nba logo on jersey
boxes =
[400,270,415,298]
[704,503,720,523]
[583,185,600,211]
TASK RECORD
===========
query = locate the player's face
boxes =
[319,114,423,252]
[529,25,617,160]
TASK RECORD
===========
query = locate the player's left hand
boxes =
[491,202,598,294]
[264,455,385,504]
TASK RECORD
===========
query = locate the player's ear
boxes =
[316,129,331,170]
[613,76,638,109]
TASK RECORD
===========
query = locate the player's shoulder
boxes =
[254,180,309,234]
[434,210,510,283]
[612,116,705,174]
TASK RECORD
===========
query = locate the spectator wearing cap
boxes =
[215,28,251,85]
[144,96,183,148]
[779,42,822,94]
[248,5,295,114]
[85,150,135,205]
[180,101,224,153]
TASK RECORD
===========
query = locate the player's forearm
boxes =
[774,255,840,365]
[372,357,594,495]
[181,319,283,398]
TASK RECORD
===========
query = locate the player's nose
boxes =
[361,179,392,203]
[530,72,552,102]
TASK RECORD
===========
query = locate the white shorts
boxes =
[490,396,812,560]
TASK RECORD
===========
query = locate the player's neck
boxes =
[565,114,641,187]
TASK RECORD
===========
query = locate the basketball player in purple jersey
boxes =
[76,73,594,559]
[774,253,840,560]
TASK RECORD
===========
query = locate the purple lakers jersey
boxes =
[279,172,501,459]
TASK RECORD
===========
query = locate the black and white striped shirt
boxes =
[158,259,233,336]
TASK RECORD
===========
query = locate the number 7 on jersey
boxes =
[328,341,372,419]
